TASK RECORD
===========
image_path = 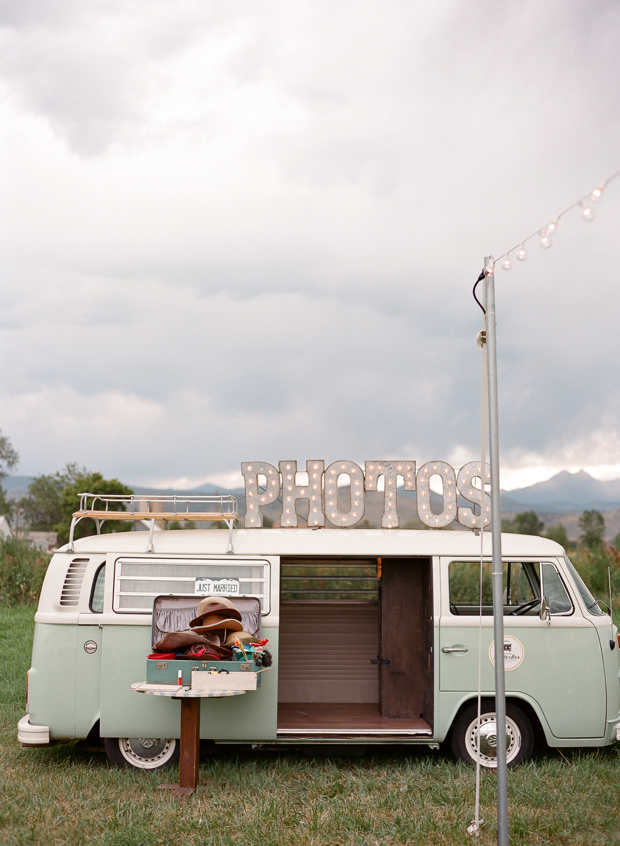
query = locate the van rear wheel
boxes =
[450,700,534,769]
[104,737,179,770]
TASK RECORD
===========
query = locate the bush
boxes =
[0,536,50,607]
[570,544,620,613]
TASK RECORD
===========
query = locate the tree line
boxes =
[0,430,132,545]
[501,509,614,550]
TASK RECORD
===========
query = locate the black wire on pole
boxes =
[472,269,486,314]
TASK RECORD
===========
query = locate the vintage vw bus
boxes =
[18,507,620,770]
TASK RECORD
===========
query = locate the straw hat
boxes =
[223,631,254,646]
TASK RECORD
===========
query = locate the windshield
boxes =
[563,554,606,616]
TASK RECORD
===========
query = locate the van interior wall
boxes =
[278,603,379,703]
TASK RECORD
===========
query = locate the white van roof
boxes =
[61,528,565,558]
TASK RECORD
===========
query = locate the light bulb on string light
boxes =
[590,186,603,203]
[539,230,553,249]
[489,169,618,288]
[581,201,596,222]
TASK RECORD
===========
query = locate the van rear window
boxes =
[113,557,270,614]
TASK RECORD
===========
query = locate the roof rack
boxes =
[68,493,239,554]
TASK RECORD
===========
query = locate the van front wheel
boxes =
[104,737,179,770]
[450,701,534,769]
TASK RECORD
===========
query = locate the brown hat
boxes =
[154,630,211,652]
[189,596,242,628]
[191,613,244,634]
[223,631,254,646]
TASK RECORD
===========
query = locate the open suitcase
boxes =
[146,595,263,688]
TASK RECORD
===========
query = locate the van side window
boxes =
[449,561,573,616]
[112,557,271,614]
[90,564,106,613]
[540,562,573,615]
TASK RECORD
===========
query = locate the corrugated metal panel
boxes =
[278,604,379,703]
[59,558,89,607]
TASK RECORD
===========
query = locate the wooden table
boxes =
[132,682,246,796]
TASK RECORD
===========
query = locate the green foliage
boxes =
[20,463,85,531]
[0,430,18,519]
[0,430,18,479]
[56,472,134,545]
[0,487,13,520]
[0,536,50,607]
[502,511,544,535]
[545,523,573,549]
[614,531,620,551]
[570,545,620,612]
[578,509,605,549]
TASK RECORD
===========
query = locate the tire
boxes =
[104,737,179,770]
[450,700,534,769]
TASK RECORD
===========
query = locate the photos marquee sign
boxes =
[241,460,491,530]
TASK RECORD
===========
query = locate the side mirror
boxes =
[539,596,551,621]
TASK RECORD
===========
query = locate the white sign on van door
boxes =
[195,578,240,596]
[489,637,525,670]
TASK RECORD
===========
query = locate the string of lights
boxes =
[488,168,620,272]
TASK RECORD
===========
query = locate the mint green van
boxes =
[18,527,620,769]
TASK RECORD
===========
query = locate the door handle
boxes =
[441,647,469,654]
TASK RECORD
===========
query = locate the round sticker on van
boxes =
[83,640,98,654]
[489,637,524,670]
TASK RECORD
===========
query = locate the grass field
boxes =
[2,607,620,846]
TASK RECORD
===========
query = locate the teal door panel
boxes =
[29,624,77,739]
[100,623,179,737]
[74,625,102,738]
[439,621,606,738]
[99,624,278,741]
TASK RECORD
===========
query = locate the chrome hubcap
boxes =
[465,713,521,768]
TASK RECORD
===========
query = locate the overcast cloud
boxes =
[1,0,619,490]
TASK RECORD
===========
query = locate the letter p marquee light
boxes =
[241,462,280,527]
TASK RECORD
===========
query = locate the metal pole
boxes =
[484,256,509,846]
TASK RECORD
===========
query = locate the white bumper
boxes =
[617,724,620,742]
[18,714,51,746]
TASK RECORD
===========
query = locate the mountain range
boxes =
[5,468,620,514]
[499,470,620,514]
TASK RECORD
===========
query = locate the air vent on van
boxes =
[59,558,89,607]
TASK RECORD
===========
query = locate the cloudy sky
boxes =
[0,0,619,492]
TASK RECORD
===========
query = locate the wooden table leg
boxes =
[179,698,201,791]
[159,697,201,797]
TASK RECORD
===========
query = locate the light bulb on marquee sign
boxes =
[240,462,281,527]
[278,460,325,527]
[241,459,492,530]
[364,461,415,528]
[324,460,365,526]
